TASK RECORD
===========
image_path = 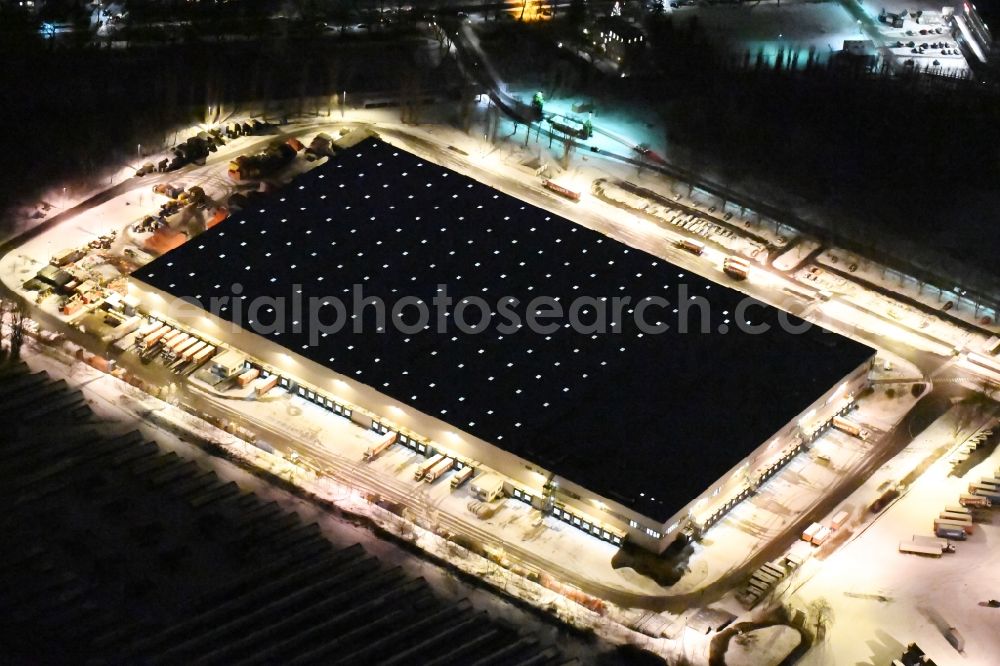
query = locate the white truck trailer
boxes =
[363,431,397,462]
[422,456,454,483]
[898,541,943,557]
[414,454,444,481]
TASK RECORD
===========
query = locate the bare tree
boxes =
[807,597,834,641]
[7,299,25,362]
[0,299,7,366]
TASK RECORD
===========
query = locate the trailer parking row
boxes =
[130,318,218,376]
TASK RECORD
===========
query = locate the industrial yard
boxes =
[3,107,1000,665]
[131,133,873,540]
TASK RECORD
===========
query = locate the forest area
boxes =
[481,16,1000,302]
[2,5,999,300]
[0,23,459,230]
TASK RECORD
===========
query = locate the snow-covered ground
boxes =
[671,3,864,68]
[666,385,918,600]
[7,106,1000,663]
[817,247,999,339]
[773,239,823,272]
[16,338,709,664]
[785,403,1000,665]
[858,0,973,73]
[0,110,974,592]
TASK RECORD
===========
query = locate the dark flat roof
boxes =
[134,136,872,521]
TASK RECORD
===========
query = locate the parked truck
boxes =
[723,256,750,280]
[761,562,786,578]
[960,492,991,508]
[811,526,833,546]
[253,374,279,397]
[450,465,475,489]
[913,535,953,550]
[228,141,296,181]
[182,341,208,363]
[414,454,445,481]
[363,431,397,462]
[899,541,944,557]
[935,524,967,540]
[541,179,581,202]
[236,367,261,388]
[802,522,822,542]
[676,238,705,255]
[939,511,972,526]
[934,518,973,534]
[832,415,869,439]
[136,319,161,338]
[423,456,454,483]
[142,325,172,349]
[166,333,192,354]
[944,504,971,515]
[170,336,200,361]
[968,482,1000,503]
[160,328,183,347]
[190,344,215,365]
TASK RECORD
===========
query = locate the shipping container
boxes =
[802,522,822,542]
[830,510,850,530]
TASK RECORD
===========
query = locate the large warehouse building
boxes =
[130,135,873,552]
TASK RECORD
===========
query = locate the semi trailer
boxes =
[422,456,454,483]
[414,454,445,481]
